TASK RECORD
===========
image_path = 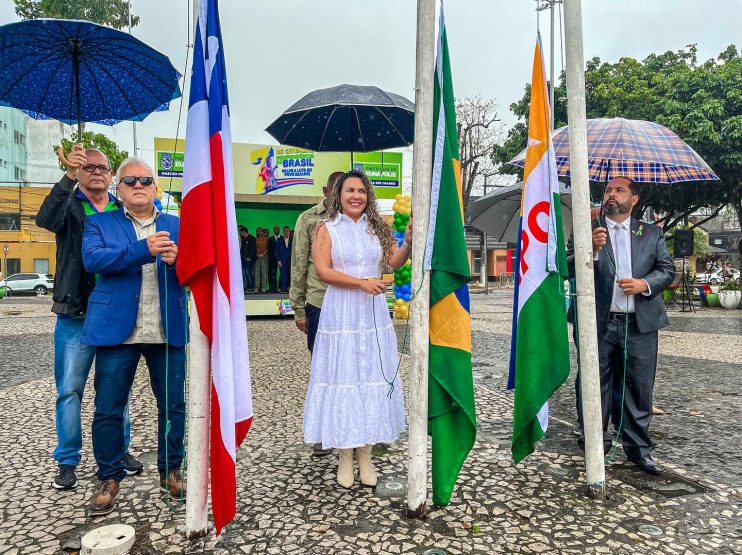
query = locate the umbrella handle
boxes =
[57,143,85,170]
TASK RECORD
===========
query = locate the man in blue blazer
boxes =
[82,157,188,516]
[276,225,293,292]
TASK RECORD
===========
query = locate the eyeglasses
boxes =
[119,176,155,187]
[81,164,111,173]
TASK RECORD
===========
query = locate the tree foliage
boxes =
[54,131,129,173]
[493,45,742,250]
[14,0,140,29]
[455,95,505,213]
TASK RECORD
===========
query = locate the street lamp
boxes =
[534,0,563,129]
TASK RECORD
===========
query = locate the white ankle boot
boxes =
[355,444,377,487]
[337,448,355,488]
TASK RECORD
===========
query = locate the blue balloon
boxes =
[403,293,411,301]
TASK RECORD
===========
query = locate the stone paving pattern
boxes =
[0,293,740,554]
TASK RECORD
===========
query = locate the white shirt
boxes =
[599,216,651,314]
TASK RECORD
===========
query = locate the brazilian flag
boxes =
[426,6,476,507]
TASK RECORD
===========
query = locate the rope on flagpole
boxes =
[158,0,194,513]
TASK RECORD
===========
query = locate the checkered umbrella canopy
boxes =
[509,118,719,184]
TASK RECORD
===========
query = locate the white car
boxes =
[696,267,740,285]
[0,272,55,296]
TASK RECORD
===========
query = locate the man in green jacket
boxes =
[290,171,343,352]
[290,171,343,456]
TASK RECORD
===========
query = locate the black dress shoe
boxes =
[628,456,663,475]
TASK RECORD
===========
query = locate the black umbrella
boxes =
[265,84,415,153]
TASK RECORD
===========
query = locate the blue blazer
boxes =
[81,209,188,347]
[276,236,292,266]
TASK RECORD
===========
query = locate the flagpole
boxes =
[184,293,211,538]
[407,0,435,518]
[184,0,211,539]
[563,0,606,499]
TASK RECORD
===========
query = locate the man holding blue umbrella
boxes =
[37,148,143,490]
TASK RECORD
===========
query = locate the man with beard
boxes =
[568,176,674,475]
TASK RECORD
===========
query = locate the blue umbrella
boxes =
[0,18,181,138]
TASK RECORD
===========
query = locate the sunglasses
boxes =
[119,176,156,187]
[81,164,111,173]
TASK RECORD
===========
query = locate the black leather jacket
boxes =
[36,175,118,317]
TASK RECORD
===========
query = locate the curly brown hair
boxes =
[327,170,395,264]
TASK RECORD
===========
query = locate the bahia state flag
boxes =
[176,0,253,536]
[508,34,570,464]
[425,3,477,507]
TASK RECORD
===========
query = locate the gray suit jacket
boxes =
[567,218,676,334]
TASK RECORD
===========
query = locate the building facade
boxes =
[0,108,70,279]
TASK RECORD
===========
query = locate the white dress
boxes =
[303,213,406,449]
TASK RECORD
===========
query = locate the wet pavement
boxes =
[0,291,740,554]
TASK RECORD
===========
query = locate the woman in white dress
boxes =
[303,170,412,489]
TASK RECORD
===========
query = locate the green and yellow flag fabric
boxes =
[425,5,477,507]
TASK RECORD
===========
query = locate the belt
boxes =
[608,312,635,321]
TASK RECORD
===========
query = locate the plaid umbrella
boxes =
[509,117,719,184]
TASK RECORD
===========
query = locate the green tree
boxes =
[493,45,742,263]
[54,131,129,173]
[14,0,139,29]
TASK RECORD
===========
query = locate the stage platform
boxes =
[244,292,294,317]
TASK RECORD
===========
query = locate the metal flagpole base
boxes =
[406,503,427,520]
[586,482,606,500]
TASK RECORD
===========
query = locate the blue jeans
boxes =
[93,343,185,482]
[305,303,321,354]
[243,259,254,290]
[53,317,131,466]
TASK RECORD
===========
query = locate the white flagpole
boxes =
[563,0,606,498]
[406,0,436,518]
[184,295,211,538]
[184,0,211,539]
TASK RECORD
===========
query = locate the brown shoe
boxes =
[160,470,186,500]
[88,479,120,516]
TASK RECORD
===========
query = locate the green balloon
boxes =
[401,213,410,221]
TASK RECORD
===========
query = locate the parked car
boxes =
[0,272,55,296]
[695,267,740,285]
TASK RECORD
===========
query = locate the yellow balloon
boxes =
[393,203,401,213]
[404,195,411,203]
[395,194,403,201]
[395,298,405,306]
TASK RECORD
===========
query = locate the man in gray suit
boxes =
[569,176,675,475]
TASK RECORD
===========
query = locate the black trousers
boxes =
[268,255,278,292]
[586,316,658,459]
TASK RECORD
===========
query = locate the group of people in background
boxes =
[238,224,293,294]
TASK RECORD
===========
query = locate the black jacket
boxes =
[267,234,278,258]
[36,175,117,316]
[240,234,257,262]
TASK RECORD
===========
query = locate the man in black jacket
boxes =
[267,225,280,293]
[36,147,142,491]
[239,225,257,292]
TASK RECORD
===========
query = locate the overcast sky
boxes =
[1,0,739,172]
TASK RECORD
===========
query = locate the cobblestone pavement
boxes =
[0,292,740,554]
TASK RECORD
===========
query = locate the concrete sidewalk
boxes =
[0,293,740,554]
